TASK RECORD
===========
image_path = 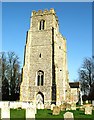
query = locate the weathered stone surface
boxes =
[64,112,74,120]
[53,106,60,115]
[85,106,92,115]
[20,8,70,105]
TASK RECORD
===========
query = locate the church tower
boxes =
[20,9,69,108]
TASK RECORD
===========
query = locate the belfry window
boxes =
[39,20,45,30]
[39,53,41,58]
[37,70,44,86]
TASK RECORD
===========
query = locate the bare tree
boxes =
[0,52,9,100]
[0,52,21,101]
[78,57,94,95]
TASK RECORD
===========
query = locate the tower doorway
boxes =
[36,92,44,109]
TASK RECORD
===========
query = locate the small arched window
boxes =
[39,20,45,30]
[37,70,44,86]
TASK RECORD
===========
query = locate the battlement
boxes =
[31,8,56,16]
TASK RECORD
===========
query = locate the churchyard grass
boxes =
[10,109,94,119]
[36,109,94,119]
[10,109,26,120]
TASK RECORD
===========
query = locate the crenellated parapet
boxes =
[31,8,56,16]
[31,8,58,23]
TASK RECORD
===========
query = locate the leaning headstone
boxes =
[26,107,35,120]
[64,112,74,120]
[71,103,76,110]
[85,106,92,115]
[53,106,60,115]
[1,102,10,120]
[51,104,55,110]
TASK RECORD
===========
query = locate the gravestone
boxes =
[92,100,94,106]
[60,104,66,111]
[86,100,88,104]
[26,107,35,120]
[51,104,55,110]
[1,106,10,120]
[17,102,22,109]
[44,102,51,109]
[10,102,15,109]
[22,102,28,109]
[1,102,10,119]
[71,103,76,110]
[37,102,44,109]
[66,103,71,110]
[85,106,92,115]
[30,102,37,114]
[53,106,60,115]
[64,112,74,120]
[79,106,84,111]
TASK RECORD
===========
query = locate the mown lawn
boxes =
[10,109,26,120]
[35,109,94,120]
[10,109,94,120]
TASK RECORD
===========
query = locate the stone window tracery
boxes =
[37,70,44,86]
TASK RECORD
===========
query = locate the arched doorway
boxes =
[36,92,44,109]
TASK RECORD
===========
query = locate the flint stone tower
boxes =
[20,8,69,108]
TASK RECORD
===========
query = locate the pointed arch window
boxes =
[37,70,44,86]
[39,20,45,30]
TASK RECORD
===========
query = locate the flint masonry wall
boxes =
[20,9,69,107]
